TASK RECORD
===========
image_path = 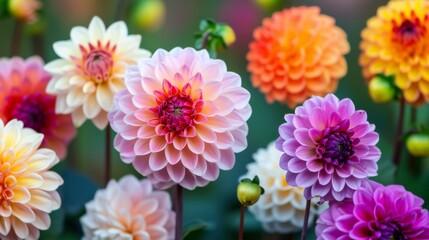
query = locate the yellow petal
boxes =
[18,173,44,189]
[12,186,31,204]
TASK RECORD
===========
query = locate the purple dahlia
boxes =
[276,94,380,201]
[316,180,429,240]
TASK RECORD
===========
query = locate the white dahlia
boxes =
[45,16,150,129]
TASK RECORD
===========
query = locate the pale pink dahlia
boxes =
[80,175,175,240]
[276,94,380,202]
[45,16,150,129]
[0,57,76,159]
[316,180,429,240]
[0,119,63,240]
[109,47,251,189]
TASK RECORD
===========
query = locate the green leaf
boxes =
[251,175,260,185]
[183,220,209,239]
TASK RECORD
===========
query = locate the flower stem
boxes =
[114,0,128,21]
[238,205,245,240]
[392,97,405,174]
[408,107,418,174]
[301,199,311,240]
[31,34,45,58]
[11,20,23,56]
[174,185,183,240]
[104,126,111,185]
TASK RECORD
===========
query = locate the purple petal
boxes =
[318,170,332,185]
[309,107,328,130]
[350,222,371,239]
[282,139,300,157]
[311,182,331,197]
[279,123,294,139]
[309,128,323,143]
[296,170,318,188]
[332,174,346,192]
[296,146,316,160]
[328,112,342,128]
[306,159,324,172]
[287,157,307,173]
[349,110,367,128]
[286,172,297,186]
[335,215,356,232]
[338,98,355,118]
[294,129,315,146]
[336,165,352,178]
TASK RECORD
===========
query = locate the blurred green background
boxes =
[1,0,429,239]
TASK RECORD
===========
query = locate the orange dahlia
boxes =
[247,6,350,108]
[360,0,429,105]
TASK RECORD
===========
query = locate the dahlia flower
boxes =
[0,57,76,159]
[80,175,175,240]
[316,180,429,240]
[276,94,380,202]
[247,6,350,108]
[109,47,251,190]
[360,0,429,105]
[45,16,150,129]
[240,141,325,234]
[0,119,63,240]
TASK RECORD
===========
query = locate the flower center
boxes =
[4,94,53,133]
[148,79,203,143]
[392,13,427,47]
[84,50,114,83]
[0,163,16,205]
[157,95,195,133]
[380,222,405,240]
[316,120,354,167]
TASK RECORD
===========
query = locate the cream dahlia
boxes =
[0,119,63,240]
[241,141,324,234]
[45,16,150,129]
[80,175,175,240]
[109,47,251,190]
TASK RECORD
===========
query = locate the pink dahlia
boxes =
[109,47,251,189]
[316,180,429,240]
[80,175,175,239]
[0,57,76,159]
[276,94,380,202]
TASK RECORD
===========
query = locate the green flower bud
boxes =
[368,75,396,104]
[216,24,235,47]
[237,176,264,207]
[254,0,281,11]
[130,0,165,31]
[406,133,429,157]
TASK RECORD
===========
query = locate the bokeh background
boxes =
[1,0,429,239]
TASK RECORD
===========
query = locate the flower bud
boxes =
[406,133,429,157]
[216,24,235,47]
[130,0,165,31]
[368,75,396,103]
[254,0,281,11]
[8,0,41,22]
[237,176,264,207]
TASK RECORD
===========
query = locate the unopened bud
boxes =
[237,176,264,207]
[130,0,165,31]
[8,0,41,22]
[368,75,396,104]
[217,24,235,47]
[406,133,429,157]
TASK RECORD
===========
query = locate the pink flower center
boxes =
[77,41,116,84]
[316,120,355,167]
[4,94,54,133]
[392,12,427,47]
[148,79,203,143]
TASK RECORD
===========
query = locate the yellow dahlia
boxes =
[360,0,429,105]
[247,6,350,108]
[0,119,63,240]
[45,16,150,129]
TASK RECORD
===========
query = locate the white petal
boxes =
[53,41,80,60]
[96,83,114,111]
[70,26,89,46]
[83,93,101,119]
[89,16,106,44]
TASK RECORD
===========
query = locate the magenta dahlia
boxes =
[109,47,251,190]
[316,180,429,240]
[276,94,380,202]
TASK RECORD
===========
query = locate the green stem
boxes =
[238,205,245,240]
[301,199,311,240]
[11,20,23,56]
